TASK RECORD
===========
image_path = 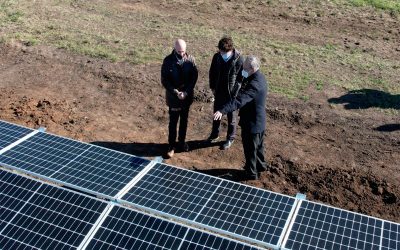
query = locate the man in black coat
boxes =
[208,37,244,150]
[214,56,268,180]
[161,39,198,158]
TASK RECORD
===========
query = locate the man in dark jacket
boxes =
[161,39,198,158]
[214,56,268,180]
[208,36,243,150]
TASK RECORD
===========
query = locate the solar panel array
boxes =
[121,163,295,248]
[1,119,399,250]
[0,169,260,250]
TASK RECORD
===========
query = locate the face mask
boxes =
[221,51,233,62]
[241,69,249,78]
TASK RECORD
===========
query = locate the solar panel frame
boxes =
[0,131,152,198]
[120,162,298,249]
[0,120,34,151]
[0,169,109,250]
[281,199,385,250]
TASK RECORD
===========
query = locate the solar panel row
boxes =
[0,169,260,250]
[1,119,399,250]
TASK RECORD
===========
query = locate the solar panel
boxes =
[0,169,109,249]
[121,163,222,220]
[0,169,42,231]
[0,132,151,197]
[0,120,34,150]
[281,200,384,250]
[120,163,296,248]
[382,221,400,250]
[85,204,260,250]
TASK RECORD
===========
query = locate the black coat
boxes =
[220,70,268,133]
[209,50,243,107]
[161,51,198,108]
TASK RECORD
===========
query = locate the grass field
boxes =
[1,0,399,102]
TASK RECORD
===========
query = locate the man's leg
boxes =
[178,106,190,151]
[168,108,180,149]
[226,111,237,141]
[241,129,258,179]
[209,104,221,140]
[256,131,267,172]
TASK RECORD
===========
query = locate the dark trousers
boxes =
[168,107,189,148]
[211,110,237,140]
[241,129,267,178]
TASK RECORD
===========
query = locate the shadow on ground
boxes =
[91,139,221,159]
[374,124,400,132]
[91,141,167,158]
[328,89,400,110]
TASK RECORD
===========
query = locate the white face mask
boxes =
[241,69,249,78]
[221,51,233,62]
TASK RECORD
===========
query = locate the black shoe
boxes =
[165,147,175,159]
[206,135,220,143]
[220,139,234,150]
[257,163,270,172]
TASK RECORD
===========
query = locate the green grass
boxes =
[0,0,399,103]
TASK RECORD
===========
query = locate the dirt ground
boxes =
[0,2,399,224]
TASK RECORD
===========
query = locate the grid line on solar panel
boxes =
[121,163,295,249]
[0,169,109,250]
[85,204,261,250]
[0,120,34,151]
[121,163,223,220]
[0,131,150,197]
[282,200,383,250]
[382,221,400,250]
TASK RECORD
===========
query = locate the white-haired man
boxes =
[214,56,268,180]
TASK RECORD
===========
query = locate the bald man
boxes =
[161,39,198,158]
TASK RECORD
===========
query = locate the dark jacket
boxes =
[220,70,268,133]
[209,50,243,106]
[161,50,198,108]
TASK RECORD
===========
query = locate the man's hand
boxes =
[213,111,223,120]
[178,91,187,100]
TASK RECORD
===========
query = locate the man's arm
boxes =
[161,57,176,95]
[209,54,218,93]
[184,56,198,97]
[214,81,258,120]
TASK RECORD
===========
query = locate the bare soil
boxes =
[1,2,399,223]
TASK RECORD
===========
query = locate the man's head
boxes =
[218,36,234,53]
[242,56,260,78]
[174,39,187,57]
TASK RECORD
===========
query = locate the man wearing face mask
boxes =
[213,56,268,180]
[161,39,198,158]
[207,36,244,150]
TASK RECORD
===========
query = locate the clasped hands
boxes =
[174,89,187,100]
